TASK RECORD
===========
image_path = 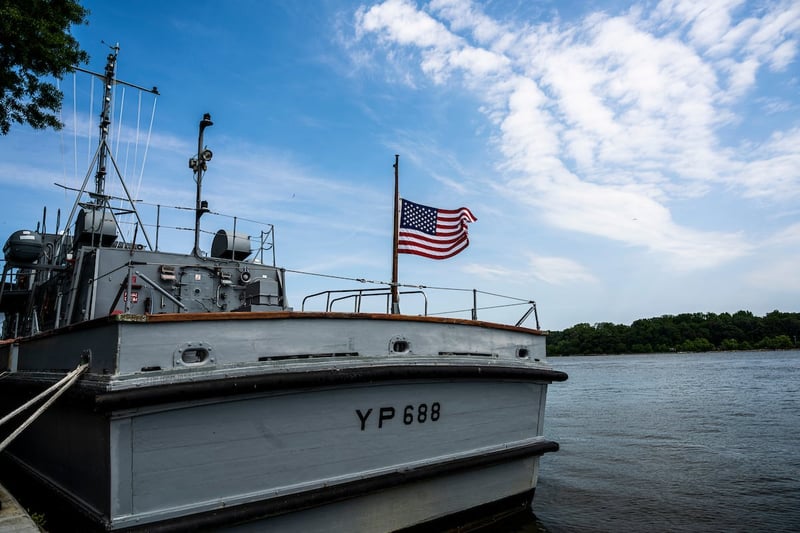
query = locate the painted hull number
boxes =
[356,402,441,430]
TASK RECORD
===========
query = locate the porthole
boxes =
[517,347,530,358]
[182,347,209,364]
[390,337,411,354]
[174,342,215,367]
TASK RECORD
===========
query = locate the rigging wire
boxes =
[56,77,68,196]
[132,91,142,195]
[72,72,78,191]
[107,66,119,201]
[135,96,158,201]
[114,85,129,237]
[114,86,125,164]
[281,267,532,301]
[87,76,94,170]
[121,90,144,240]
[122,137,132,200]
[132,200,275,229]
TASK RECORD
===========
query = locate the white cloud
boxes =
[746,257,800,291]
[357,0,459,49]
[653,0,745,50]
[769,38,798,70]
[734,128,800,200]
[528,255,597,285]
[357,0,510,85]
[764,222,800,246]
[720,56,759,97]
[430,0,502,41]
[462,263,515,279]
[463,254,596,285]
[748,4,800,70]
[655,0,800,98]
[353,0,799,271]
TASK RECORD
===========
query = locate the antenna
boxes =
[191,113,214,257]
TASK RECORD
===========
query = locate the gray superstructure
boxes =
[0,48,566,532]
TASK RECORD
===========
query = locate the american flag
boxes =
[398,199,477,260]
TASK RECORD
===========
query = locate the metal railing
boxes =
[302,288,428,315]
[299,283,540,329]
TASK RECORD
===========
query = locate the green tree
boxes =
[708,313,743,345]
[0,0,89,134]
[719,338,739,351]
[548,310,800,355]
[756,335,794,350]
[677,337,714,352]
[732,310,761,344]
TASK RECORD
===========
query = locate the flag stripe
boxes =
[397,199,476,260]
[398,237,469,260]
[437,208,477,223]
[399,228,466,245]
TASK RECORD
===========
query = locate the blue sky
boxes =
[1,0,798,331]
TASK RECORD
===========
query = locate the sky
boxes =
[1,0,799,331]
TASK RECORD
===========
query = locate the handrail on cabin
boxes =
[300,286,539,329]
[302,288,428,315]
[329,290,428,315]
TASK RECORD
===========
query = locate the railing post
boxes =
[155,204,161,251]
[232,216,238,259]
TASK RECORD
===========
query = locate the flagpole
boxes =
[391,154,400,314]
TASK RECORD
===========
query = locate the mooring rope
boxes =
[0,362,89,453]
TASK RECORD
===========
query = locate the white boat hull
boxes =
[1,312,564,531]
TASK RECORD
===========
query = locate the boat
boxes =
[0,48,567,532]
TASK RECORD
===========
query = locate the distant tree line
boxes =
[547,310,800,356]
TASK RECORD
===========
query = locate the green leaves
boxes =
[548,311,800,355]
[0,0,90,134]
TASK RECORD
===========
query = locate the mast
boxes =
[391,154,400,314]
[93,46,117,197]
[73,45,158,199]
[63,44,160,251]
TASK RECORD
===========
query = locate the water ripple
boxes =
[529,350,800,533]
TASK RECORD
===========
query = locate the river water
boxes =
[514,350,800,532]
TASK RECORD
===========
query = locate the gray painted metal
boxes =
[4,358,552,530]
[222,458,538,533]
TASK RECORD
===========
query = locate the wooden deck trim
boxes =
[7,310,546,347]
[126,310,546,335]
